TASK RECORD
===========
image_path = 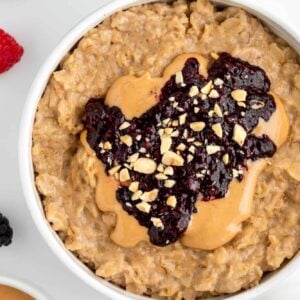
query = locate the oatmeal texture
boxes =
[33,1,300,299]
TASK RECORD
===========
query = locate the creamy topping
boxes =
[83,53,289,249]
[0,285,33,300]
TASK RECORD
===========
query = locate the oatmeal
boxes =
[32,0,300,299]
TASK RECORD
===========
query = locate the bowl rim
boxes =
[18,0,300,300]
[0,275,49,300]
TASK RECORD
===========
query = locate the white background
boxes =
[0,0,299,299]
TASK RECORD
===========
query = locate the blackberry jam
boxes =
[84,53,277,246]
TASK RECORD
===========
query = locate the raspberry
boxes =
[0,28,24,74]
[0,213,13,247]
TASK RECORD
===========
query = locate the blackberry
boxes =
[0,213,13,247]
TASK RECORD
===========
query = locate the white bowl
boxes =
[19,1,300,299]
[0,275,49,300]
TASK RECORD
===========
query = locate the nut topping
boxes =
[178,113,187,125]
[164,180,176,188]
[155,173,168,180]
[214,103,223,117]
[189,85,199,97]
[171,130,179,137]
[201,94,207,100]
[175,71,184,85]
[136,202,151,213]
[222,153,229,165]
[157,163,165,173]
[129,181,139,192]
[119,168,130,182]
[176,143,186,151]
[158,128,164,136]
[120,135,133,147]
[212,123,223,138]
[206,145,221,155]
[166,195,177,208]
[139,147,147,153]
[187,154,194,163]
[208,110,214,117]
[231,89,247,102]
[103,141,112,150]
[251,100,265,109]
[214,78,224,86]
[164,166,174,176]
[190,122,205,132]
[119,121,130,130]
[172,120,179,127]
[140,189,159,202]
[108,165,121,176]
[127,153,139,163]
[209,89,219,98]
[151,217,164,229]
[162,151,184,166]
[133,158,157,174]
[160,134,172,154]
[233,124,247,146]
[232,169,239,178]
[132,190,143,201]
[162,118,171,126]
[164,127,173,135]
[183,129,188,138]
[201,80,213,94]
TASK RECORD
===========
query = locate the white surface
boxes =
[0,0,299,299]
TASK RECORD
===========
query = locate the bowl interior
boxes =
[19,1,300,300]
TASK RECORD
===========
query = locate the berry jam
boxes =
[85,53,276,246]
